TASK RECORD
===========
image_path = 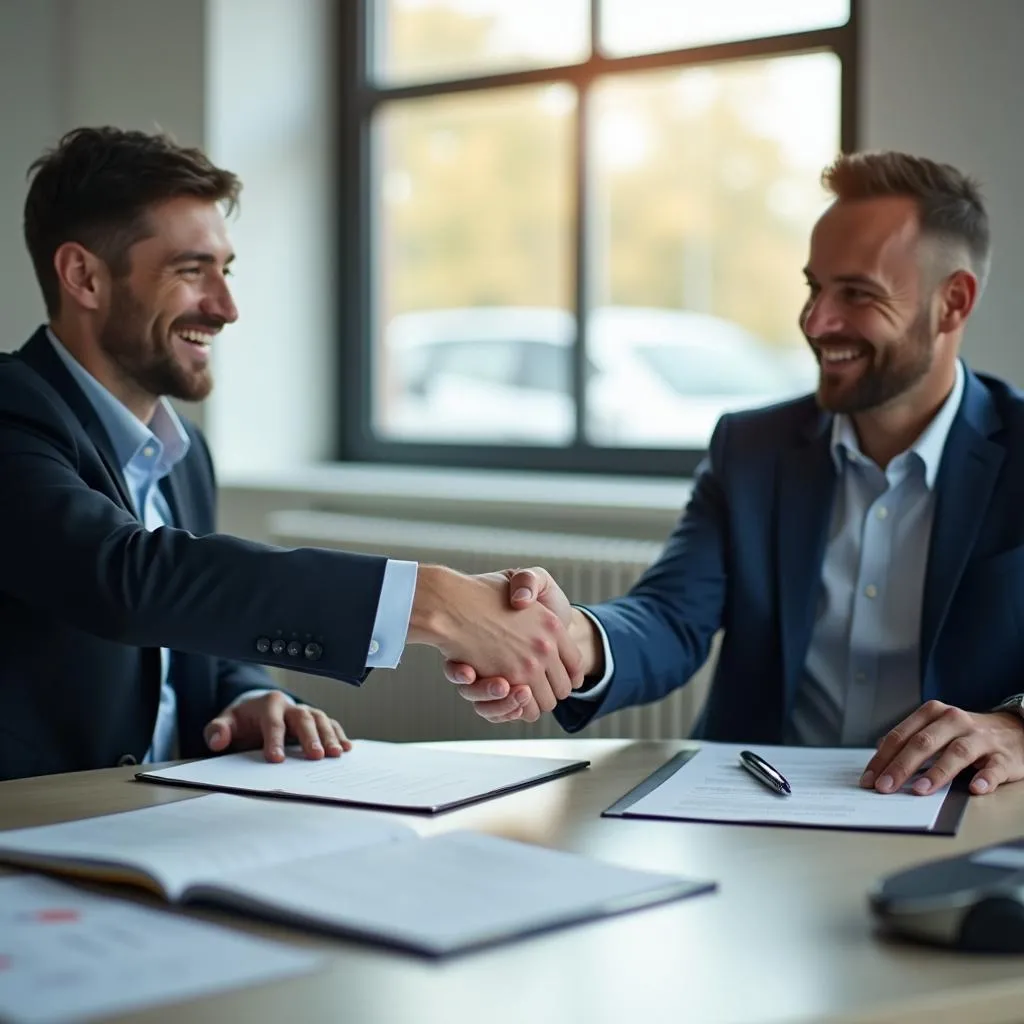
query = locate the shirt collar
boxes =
[829,359,966,489]
[46,327,190,475]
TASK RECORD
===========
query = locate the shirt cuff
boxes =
[224,688,296,710]
[365,559,418,669]
[568,606,615,702]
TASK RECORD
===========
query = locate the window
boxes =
[338,0,857,475]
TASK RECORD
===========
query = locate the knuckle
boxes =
[531,636,554,658]
[945,706,971,728]
[948,737,974,761]
[923,700,948,715]
[909,731,935,753]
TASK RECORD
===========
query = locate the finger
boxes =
[330,718,353,754]
[507,568,541,607]
[970,753,1011,795]
[285,706,325,760]
[454,678,512,702]
[911,732,986,794]
[307,708,347,756]
[203,714,235,752]
[871,706,972,793]
[472,692,527,721]
[860,701,951,788]
[443,660,477,685]
[260,702,288,763]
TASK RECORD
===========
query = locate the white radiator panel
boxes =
[267,510,714,742]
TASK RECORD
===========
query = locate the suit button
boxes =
[255,637,271,654]
[271,639,286,655]
[304,642,323,661]
[286,641,302,657]
[117,754,138,767]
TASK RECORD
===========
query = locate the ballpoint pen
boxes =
[739,749,792,796]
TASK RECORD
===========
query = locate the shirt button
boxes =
[876,506,889,519]
[368,640,380,656]
[864,584,878,599]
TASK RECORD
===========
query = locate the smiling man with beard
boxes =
[450,151,1024,800]
[0,127,583,781]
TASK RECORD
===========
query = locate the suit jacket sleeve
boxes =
[554,416,731,732]
[0,370,386,684]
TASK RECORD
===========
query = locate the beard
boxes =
[98,281,215,404]
[811,307,935,415]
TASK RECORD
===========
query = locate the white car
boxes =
[379,306,816,447]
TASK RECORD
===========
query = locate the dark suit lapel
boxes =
[920,372,1004,695]
[17,327,137,514]
[776,413,838,717]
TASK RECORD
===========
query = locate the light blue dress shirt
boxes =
[576,362,966,749]
[47,332,417,760]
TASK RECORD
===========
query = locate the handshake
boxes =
[408,565,602,724]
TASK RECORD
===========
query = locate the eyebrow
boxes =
[803,268,884,290]
[168,250,236,267]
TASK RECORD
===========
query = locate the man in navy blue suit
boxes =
[449,151,1024,799]
[0,127,581,780]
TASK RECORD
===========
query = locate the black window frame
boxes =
[337,0,859,476]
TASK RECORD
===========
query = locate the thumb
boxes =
[507,567,542,607]
[203,712,236,752]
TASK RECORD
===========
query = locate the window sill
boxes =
[218,463,692,541]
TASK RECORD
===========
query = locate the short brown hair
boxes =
[24,126,241,316]
[822,151,990,287]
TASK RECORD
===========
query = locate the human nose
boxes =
[201,275,239,325]
[801,291,844,339]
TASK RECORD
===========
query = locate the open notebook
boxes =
[0,794,714,958]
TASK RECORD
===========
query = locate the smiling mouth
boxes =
[175,327,215,350]
[817,346,869,370]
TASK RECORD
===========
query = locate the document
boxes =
[137,739,588,813]
[0,874,320,1024]
[605,743,965,833]
[0,793,714,957]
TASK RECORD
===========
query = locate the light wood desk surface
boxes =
[3,739,1024,1024]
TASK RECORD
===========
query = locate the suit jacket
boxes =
[0,327,387,780]
[556,367,1024,742]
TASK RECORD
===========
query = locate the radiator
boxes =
[267,510,715,742]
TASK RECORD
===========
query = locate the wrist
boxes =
[569,607,603,679]
[407,564,460,647]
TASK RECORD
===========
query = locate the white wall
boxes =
[0,0,62,348]
[0,0,1022,469]
[859,0,1024,384]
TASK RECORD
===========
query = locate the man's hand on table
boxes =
[203,691,351,762]
[862,699,1024,796]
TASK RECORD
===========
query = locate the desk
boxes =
[2,739,1024,1024]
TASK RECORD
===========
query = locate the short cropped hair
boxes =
[24,126,241,315]
[822,151,990,288]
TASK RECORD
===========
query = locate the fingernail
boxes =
[515,691,531,706]
[454,670,471,683]
[912,777,932,795]
[973,778,990,793]
[311,741,323,753]
[860,770,875,788]
[512,588,532,601]
[272,746,285,760]
[878,774,894,792]
[489,681,507,697]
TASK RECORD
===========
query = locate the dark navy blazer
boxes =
[0,328,387,779]
[556,367,1024,742]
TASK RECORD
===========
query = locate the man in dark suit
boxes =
[0,127,581,781]
[449,151,1024,798]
